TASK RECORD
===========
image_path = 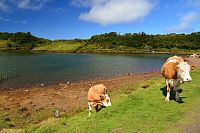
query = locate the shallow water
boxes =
[0,52,174,88]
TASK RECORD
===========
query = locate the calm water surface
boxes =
[0,52,174,88]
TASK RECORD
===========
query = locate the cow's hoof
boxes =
[165,98,170,102]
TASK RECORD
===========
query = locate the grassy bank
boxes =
[31,40,83,52]
[5,69,198,133]
[31,40,200,54]
[31,40,139,54]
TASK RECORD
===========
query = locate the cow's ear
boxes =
[190,64,196,70]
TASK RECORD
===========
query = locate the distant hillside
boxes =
[1,31,200,53]
[0,32,51,50]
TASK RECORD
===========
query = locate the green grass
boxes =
[0,40,9,50]
[0,108,56,131]
[32,41,139,53]
[17,69,200,133]
[32,40,83,51]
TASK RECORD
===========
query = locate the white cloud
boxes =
[181,11,200,22]
[78,0,154,26]
[0,0,53,12]
[14,20,27,24]
[0,1,10,12]
[72,0,107,7]
[17,0,52,10]
[186,0,200,8]
[0,16,11,22]
[0,16,26,24]
[166,22,192,33]
[166,11,200,33]
[71,0,94,7]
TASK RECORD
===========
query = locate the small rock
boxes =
[128,73,132,76]
[18,107,28,113]
[4,117,11,121]
[67,81,70,85]
[4,107,10,111]
[89,82,94,86]
[31,104,36,107]
[26,112,31,116]
[142,84,150,89]
[54,110,60,118]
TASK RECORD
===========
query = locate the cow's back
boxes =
[161,56,184,79]
[87,84,106,102]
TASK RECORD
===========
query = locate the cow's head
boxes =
[100,94,112,107]
[176,62,192,82]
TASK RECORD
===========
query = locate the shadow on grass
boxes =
[160,86,187,103]
[95,105,106,112]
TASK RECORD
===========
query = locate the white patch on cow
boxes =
[88,102,93,116]
[101,94,112,107]
[165,91,170,102]
[167,79,174,87]
[177,62,192,82]
[165,79,172,102]
[166,59,178,64]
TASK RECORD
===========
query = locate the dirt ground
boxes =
[0,71,160,115]
[0,56,200,130]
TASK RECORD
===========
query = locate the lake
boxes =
[0,52,174,89]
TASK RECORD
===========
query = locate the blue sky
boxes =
[0,0,200,40]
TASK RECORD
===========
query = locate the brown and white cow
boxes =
[161,56,192,102]
[87,84,111,116]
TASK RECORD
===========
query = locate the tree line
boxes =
[88,32,200,50]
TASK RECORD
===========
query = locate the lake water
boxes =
[0,52,174,89]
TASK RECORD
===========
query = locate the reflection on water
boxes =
[0,52,174,88]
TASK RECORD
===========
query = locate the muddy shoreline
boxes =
[0,71,161,117]
[0,70,162,129]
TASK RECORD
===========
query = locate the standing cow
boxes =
[161,56,192,102]
[87,84,111,116]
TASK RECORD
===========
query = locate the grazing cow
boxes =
[87,84,111,116]
[161,56,192,102]
[190,54,200,58]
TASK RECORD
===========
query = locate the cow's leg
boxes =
[165,79,171,102]
[174,80,181,102]
[88,102,92,116]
